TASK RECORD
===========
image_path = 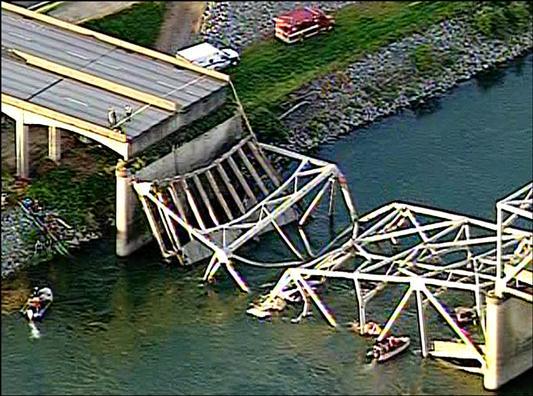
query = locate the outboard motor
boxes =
[38,287,53,302]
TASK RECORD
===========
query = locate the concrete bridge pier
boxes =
[115,161,152,257]
[484,291,533,390]
[48,125,61,163]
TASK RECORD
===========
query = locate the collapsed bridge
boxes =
[132,119,358,292]
[247,182,532,390]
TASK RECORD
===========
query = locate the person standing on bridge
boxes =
[124,105,133,122]
[107,106,117,127]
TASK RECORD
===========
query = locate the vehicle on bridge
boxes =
[274,7,334,44]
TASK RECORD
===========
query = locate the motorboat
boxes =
[366,336,410,363]
[20,287,53,321]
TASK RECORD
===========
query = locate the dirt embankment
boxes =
[154,2,206,54]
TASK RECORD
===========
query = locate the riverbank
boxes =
[279,16,532,152]
[1,1,531,278]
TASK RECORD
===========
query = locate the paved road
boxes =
[47,1,139,24]
[8,1,48,9]
[155,2,206,54]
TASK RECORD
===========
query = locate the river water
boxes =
[2,54,532,395]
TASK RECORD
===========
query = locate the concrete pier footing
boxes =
[483,291,533,390]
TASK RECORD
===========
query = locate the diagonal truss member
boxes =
[248,183,532,372]
[132,135,358,292]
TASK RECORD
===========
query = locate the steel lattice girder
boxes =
[133,137,358,292]
[495,182,532,299]
[247,186,532,369]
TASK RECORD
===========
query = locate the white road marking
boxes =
[64,97,88,107]
[66,50,88,60]
[99,62,121,70]
[157,80,176,88]
[7,32,32,41]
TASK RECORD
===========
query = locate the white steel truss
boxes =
[495,182,532,300]
[133,135,358,293]
[248,183,532,372]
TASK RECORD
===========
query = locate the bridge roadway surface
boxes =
[1,2,228,157]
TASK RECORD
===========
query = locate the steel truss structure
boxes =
[249,182,532,372]
[133,134,357,292]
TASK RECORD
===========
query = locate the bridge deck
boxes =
[1,3,228,157]
[2,55,171,138]
[1,9,226,108]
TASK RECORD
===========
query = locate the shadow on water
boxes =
[411,96,442,117]
[475,66,507,91]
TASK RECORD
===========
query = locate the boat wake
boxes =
[28,322,40,339]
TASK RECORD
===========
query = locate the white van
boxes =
[176,42,240,71]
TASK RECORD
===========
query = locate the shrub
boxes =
[248,107,289,143]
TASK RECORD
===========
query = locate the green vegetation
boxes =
[26,166,115,228]
[229,1,474,112]
[82,2,167,48]
[473,1,532,39]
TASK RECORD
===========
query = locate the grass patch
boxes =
[473,1,532,39]
[229,1,476,112]
[82,2,167,48]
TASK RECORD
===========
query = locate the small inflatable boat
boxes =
[20,287,53,321]
[366,336,410,363]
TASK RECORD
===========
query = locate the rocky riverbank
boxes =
[277,18,532,152]
[200,1,355,50]
[1,203,101,279]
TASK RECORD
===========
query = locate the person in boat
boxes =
[26,293,42,321]
[388,336,400,348]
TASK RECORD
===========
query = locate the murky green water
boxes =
[2,54,532,395]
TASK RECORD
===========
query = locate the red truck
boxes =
[274,7,335,44]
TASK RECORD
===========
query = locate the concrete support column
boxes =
[115,160,152,257]
[484,291,533,390]
[15,119,29,179]
[116,163,134,257]
[48,126,61,163]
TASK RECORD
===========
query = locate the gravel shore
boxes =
[1,207,39,279]
[1,205,101,279]
[279,18,533,152]
[200,1,355,50]
[200,2,531,153]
